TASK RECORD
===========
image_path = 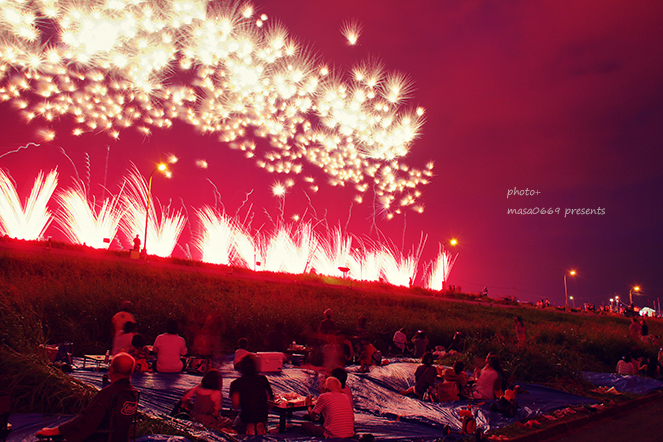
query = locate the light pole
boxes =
[564,270,576,308]
[142,163,168,258]
[570,296,575,309]
[441,238,458,291]
[629,286,640,306]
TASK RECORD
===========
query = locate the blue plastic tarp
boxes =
[7,358,604,442]
[582,372,663,395]
[62,359,595,439]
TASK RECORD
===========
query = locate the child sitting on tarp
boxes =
[436,361,469,401]
[490,388,519,417]
[127,334,151,373]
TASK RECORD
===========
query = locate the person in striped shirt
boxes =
[303,376,354,438]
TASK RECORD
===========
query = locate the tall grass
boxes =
[1,243,660,398]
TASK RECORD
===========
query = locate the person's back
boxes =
[314,382,354,438]
[231,355,273,434]
[37,353,138,442]
[265,323,288,352]
[153,319,187,373]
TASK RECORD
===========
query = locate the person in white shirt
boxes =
[153,318,187,372]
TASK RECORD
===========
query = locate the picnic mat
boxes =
[8,358,601,442]
[582,371,663,395]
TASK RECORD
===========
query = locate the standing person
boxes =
[629,317,641,340]
[181,369,233,431]
[153,319,187,373]
[303,376,354,439]
[393,327,408,355]
[411,330,429,358]
[133,235,141,252]
[641,319,649,343]
[319,309,336,342]
[399,352,437,399]
[37,353,138,442]
[230,354,274,435]
[515,316,526,346]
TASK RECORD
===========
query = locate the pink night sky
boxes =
[0,0,661,307]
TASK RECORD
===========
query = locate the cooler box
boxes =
[256,352,283,373]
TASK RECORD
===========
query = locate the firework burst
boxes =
[55,180,125,249]
[0,0,432,216]
[0,167,58,240]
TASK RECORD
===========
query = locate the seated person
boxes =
[234,338,250,370]
[153,319,187,373]
[433,345,447,359]
[358,339,378,373]
[616,354,636,375]
[127,334,151,373]
[443,361,469,392]
[330,367,353,409]
[472,354,505,400]
[230,354,274,435]
[111,321,136,356]
[37,353,138,442]
[303,376,354,439]
[399,352,437,399]
[264,322,288,353]
[181,369,232,431]
[437,361,468,401]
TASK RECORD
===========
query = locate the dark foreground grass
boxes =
[1,241,661,416]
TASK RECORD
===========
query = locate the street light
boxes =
[441,238,458,291]
[570,296,575,309]
[629,286,640,305]
[564,270,576,308]
[142,163,169,258]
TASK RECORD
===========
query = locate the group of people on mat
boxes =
[40,302,525,440]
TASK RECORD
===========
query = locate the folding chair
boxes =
[0,395,11,442]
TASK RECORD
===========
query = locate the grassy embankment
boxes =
[1,240,660,429]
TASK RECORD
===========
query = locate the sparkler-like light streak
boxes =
[0,168,58,240]
[120,165,185,257]
[0,142,41,160]
[0,0,433,217]
[310,226,353,277]
[55,180,125,249]
[194,206,237,265]
[426,246,458,291]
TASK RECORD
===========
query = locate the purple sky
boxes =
[1,0,662,307]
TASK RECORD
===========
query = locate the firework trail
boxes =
[103,145,110,191]
[235,189,254,220]
[84,152,90,199]
[0,168,58,240]
[0,0,433,217]
[0,142,41,160]
[206,179,224,212]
